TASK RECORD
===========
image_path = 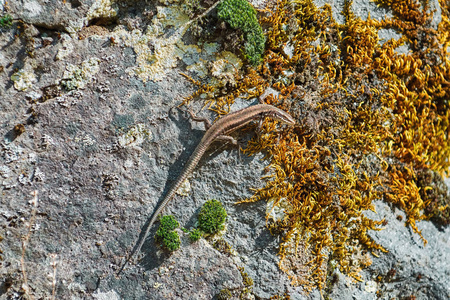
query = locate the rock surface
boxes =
[0,0,449,299]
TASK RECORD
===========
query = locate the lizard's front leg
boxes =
[187,109,212,130]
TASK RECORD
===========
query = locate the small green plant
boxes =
[161,231,181,251]
[217,0,265,65]
[212,238,233,256]
[155,215,180,251]
[0,14,12,28]
[217,288,232,300]
[198,200,227,234]
[239,267,254,287]
[238,267,254,297]
[188,228,202,241]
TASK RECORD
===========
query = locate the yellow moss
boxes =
[181,0,450,291]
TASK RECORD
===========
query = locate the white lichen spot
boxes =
[283,42,295,59]
[41,134,54,149]
[65,0,118,34]
[25,91,43,102]
[61,57,101,90]
[3,144,23,163]
[74,133,95,146]
[153,282,162,289]
[123,159,134,169]
[266,197,292,222]
[66,18,87,35]
[210,52,242,86]
[92,290,120,300]
[118,124,150,147]
[31,222,40,232]
[11,68,37,91]
[159,266,167,275]
[156,5,190,27]
[282,69,295,78]
[18,173,32,185]
[87,0,118,21]
[0,165,11,178]
[33,167,45,182]
[365,280,377,293]
[28,152,38,163]
[177,179,191,196]
[186,61,209,78]
[1,179,16,189]
[56,36,74,60]
[29,191,39,206]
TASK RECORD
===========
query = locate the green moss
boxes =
[239,267,254,287]
[217,0,265,65]
[0,14,12,28]
[212,238,233,256]
[217,288,232,300]
[198,200,227,234]
[188,228,202,241]
[161,231,181,251]
[156,215,179,237]
[155,215,180,251]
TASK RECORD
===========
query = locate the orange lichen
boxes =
[182,0,450,291]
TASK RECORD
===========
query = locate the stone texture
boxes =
[0,0,448,299]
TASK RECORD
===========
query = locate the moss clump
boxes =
[156,215,179,235]
[238,267,254,298]
[217,288,232,300]
[0,14,12,28]
[155,215,180,251]
[269,295,291,300]
[417,169,450,228]
[198,200,227,234]
[188,228,203,241]
[239,267,254,287]
[217,0,265,65]
[212,238,233,256]
[160,231,181,251]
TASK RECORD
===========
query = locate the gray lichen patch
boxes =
[108,1,192,82]
[118,123,151,148]
[108,1,224,82]
[56,35,75,61]
[11,67,37,91]
[210,51,243,87]
[66,0,118,34]
[61,57,101,90]
[86,0,118,21]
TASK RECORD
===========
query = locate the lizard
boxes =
[124,103,296,268]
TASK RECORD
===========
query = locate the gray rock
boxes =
[0,0,448,299]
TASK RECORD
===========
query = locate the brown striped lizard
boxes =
[122,104,295,269]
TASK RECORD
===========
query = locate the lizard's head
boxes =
[268,108,296,126]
